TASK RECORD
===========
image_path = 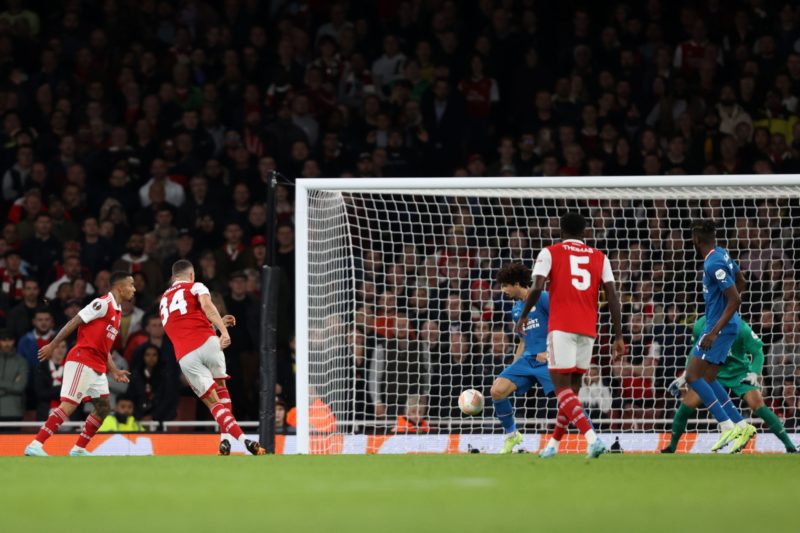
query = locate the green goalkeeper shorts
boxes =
[718,376,758,398]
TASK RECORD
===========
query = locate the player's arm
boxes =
[740,322,765,386]
[198,293,231,349]
[735,270,746,294]
[517,248,550,332]
[699,285,741,350]
[601,256,625,360]
[513,338,525,362]
[37,314,84,361]
[107,353,130,383]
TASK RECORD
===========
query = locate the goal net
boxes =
[295,176,800,454]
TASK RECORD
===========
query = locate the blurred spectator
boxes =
[394,394,430,434]
[579,367,613,423]
[130,345,176,423]
[98,394,145,433]
[6,278,42,340]
[17,308,54,370]
[0,329,27,424]
[611,313,659,429]
[34,339,66,421]
[112,233,163,291]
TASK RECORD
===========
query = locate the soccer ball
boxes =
[458,389,484,416]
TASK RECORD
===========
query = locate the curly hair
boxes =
[691,219,717,243]
[496,262,532,287]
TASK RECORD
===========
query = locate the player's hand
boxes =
[219,332,231,350]
[611,336,625,362]
[741,372,761,388]
[515,316,528,335]
[668,374,687,399]
[375,403,386,417]
[111,369,131,383]
[37,343,54,362]
[699,332,717,350]
[536,351,547,363]
[222,315,236,327]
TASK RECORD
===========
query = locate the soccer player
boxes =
[516,212,625,459]
[685,220,756,452]
[493,262,554,454]
[24,272,135,456]
[662,316,796,453]
[161,259,264,455]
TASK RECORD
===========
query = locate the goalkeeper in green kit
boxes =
[662,316,797,454]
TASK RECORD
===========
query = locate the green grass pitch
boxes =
[2,454,797,533]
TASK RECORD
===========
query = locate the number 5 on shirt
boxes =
[569,255,591,291]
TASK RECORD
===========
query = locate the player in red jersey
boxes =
[24,272,135,456]
[516,212,625,459]
[161,259,264,455]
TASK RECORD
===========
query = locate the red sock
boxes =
[35,408,68,444]
[75,413,103,449]
[215,384,232,406]
[556,388,592,435]
[552,413,569,441]
[211,402,244,440]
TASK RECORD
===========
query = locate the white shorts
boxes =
[547,331,595,374]
[60,361,109,404]
[179,336,228,398]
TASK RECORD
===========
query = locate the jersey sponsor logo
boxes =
[522,318,541,331]
[106,324,119,340]
[715,269,726,281]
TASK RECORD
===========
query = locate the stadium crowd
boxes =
[0,0,798,431]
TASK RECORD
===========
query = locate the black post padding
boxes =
[258,265,280,452]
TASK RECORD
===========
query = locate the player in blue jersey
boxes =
[491,263,554,454]
[687,220,757,453]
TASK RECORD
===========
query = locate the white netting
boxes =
[302,180,800,453]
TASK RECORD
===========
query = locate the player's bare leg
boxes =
[69,396,111,456]
[25,400,80,456]
[201,387,264,455]
[490,378,523,453]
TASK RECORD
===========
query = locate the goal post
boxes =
[295,175,800,454]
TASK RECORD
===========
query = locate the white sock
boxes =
[28,440,42,449]
[720,420,735,431]
[546,438,560,451]
[584,429,598,445]
[736,419,749,429]
[236,433,249,445]
[70,445,85,452]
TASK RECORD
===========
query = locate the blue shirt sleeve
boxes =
[707,257,735,291]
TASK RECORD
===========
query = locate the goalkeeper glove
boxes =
[667,374,687,399]
[741,372,761,388]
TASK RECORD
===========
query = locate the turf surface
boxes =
[2,454,797,533]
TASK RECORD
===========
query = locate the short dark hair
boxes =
[116,393,134,404]
[172,259,194,277]
[33,306,52,318]
[110,271,132,286]
[691,219,717,244]
[496,263,532,288]
[560,212,586,237]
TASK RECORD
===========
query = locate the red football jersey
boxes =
[160,281,216,360]
[532,239,615,337]
[66,293,122,373]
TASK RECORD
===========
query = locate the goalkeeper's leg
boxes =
[662,392,702,453]
[743,389,797,453]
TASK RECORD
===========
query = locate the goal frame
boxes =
[294,174,800,454]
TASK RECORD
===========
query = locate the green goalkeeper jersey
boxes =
[688,317,764,380]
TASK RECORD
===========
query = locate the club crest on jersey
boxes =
[715,269,726,281]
